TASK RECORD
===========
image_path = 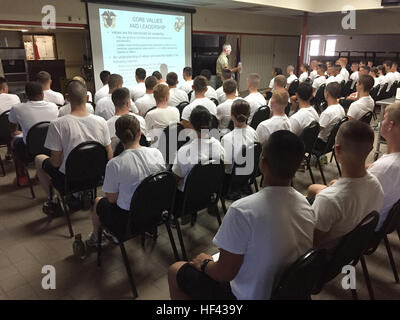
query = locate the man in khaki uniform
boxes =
[216,43,241,88]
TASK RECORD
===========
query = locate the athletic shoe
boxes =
[42,198,64,217]
[13,176,29,186]
[85,232,109,248]
[103,230,120,244]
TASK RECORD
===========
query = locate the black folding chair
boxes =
[377,83,388,101]
[314,211,380,300]
[313,84,326,114]
[250,106,270,130]
[176,101,189,119]
[300,121,320,184]
[288,79,300,97]
[342,80,353,98]
[170,162,225,260]
[370,85,380,102]
[211,98,219,106]
[53,141,108,237]
[188,90,193,102]
[339,80,346,97]
[220,143,262,214]
[227,119,234,131]
[143,106,157,118]
[311,117,348,185]
[387,81,398,99]
[157,122,190,165]
[271,248,327,300]
[0,111,11,176]
[97,171,180,299]
[359,111,374,125]
[361,200,400,300]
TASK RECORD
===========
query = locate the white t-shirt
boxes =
[268,78,275,89]
[287,74,298,86]
[135,93,156,117]
[107,113,147,151]
[394,71,400,82]
[102,147,166,211]
[244,92,267,124]
[95,94,138,120]
[44,114,111,174]
[8,100,58,143]
[340,68,350,82]
[310,70,318,82]
[216,86,238,104]
[43,89,64,106]
[213,186,316,300]
[58,103,94,117]
[368,152,400,230]
[181,97,217,121]
[313,173,383,245]
[350,72,359,89]
[221,126,258,174]
[373,77,380,88]
[299,72,309,83]
[168,87,188,107]
[94,85,109,104]
[217,97,240,129]
[130,82,146,102]
[87,91,93,103]
[325,76,337,85]
[385,72,396,90]
[145,106,180,131]
[172,137,224,191]
[0,93,20,115]
[318,104,345,142]
[256,115,291,145]
[190,86,218,102]
[312,75,326,92]
[347,95,375,120]
[335,73,345,84]
[378,75,387,86]
[290,106,320,136]
[179,80,193,94]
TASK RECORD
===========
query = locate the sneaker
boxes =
[5,154,12,161]
[80,191,93,211]
[85,232,109,248]
[66,194,83,212]
[103,230,119,244]
[13,176,29,186]
[180,214,191,226]
[42,198,64,217]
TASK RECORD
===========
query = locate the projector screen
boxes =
[87,2,192,91]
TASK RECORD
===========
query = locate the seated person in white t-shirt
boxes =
[9,82,58,186]
[136,76,157,117]
[152,71,167,85]
[190,69,218,102]
[217,79,239,130]
[256,89,291,145]
[130,68,146,102]
[312,64,327,94]
[216,69,239,104]
[298,63,310,83]
[347,75,375,120]
[289,83,319,136]
[167,72,188,107]
[267,75,287,109]
[58,77,94,117]
[286,65,298,88]
[342,66,371,105]
[72,76,93,103]
[180,67,194,94]
[334,65,345,84]
[391,61,400,82]
[145,83,180,145]
[325,66,337,85]
[349,63,359,90]
[35,80,113,215]
[181,76,217,128]
[168,130,316,300]
[308,121,383,248]
[245,73,267,124]
[377,65,387,85]
[368,102,400,229]
[309,60,318,82]
[86,114,166,247]
[94,70,110,105]
[384,60,396,91]
[0,77,20,159]
[263,67,283,98]
[95,74,138,120]
[36,71,65,106]
[370,67,381,88]
[222,100,258,175]
[339,58,350,82]
[107,88,146,152]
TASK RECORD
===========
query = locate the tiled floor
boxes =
[0,121,399,300]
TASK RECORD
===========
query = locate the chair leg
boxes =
[220,197,227,215]
[97,226,103,267]
[397,227,400,241]
[0,155,5,177]
[351,289,358,300]
[329,152,334,163]
[164,220,180,261]
[60,196,74,238]
[253,178,259,192]
[214,204,222,226]
[316,157,327,185]
[360,255,375,300]
[306,158,315,184]
[174,216,187,261]
[383,235,399,283]
[333,151,341,176]
[24,167,35,199]
[119,242,138,299]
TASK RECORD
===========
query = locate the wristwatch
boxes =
[200,259,212,273]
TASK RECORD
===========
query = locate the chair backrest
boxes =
[176,101,189,118]
[370,85,380,101]
[322,116,348,155]
[388,81,399,97]
[271,248,327,300]
[377,83,388,100]
[288,79,300,96]
[359,111,374,125]
[26,121,51,157]
[128,171,177,235]
[313,84,326,113]
[250,106,270,129]
[188,90,193,101]
[182,162,225,213]
[143,106,157,118]
[0,111,11,146]
[65,141,108,193]
[365,200,400,255]
[285,103,291,116]
[114,134,149,157]
[211,98,219,106]
[342,80,353,98]
[227,119,234,131]
[315,211,379,291]
[300,121,320,154]
[158,122,189,164]
[231,142,262,187]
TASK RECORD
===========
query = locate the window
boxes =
[309,39,320,56]
[325,39,336,56]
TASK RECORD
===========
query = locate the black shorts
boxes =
[96,197,130,240]
[12,137,30,164]
[42,158,65,191]
[177,263,236,300]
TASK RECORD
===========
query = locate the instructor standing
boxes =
[216,43,242,88]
